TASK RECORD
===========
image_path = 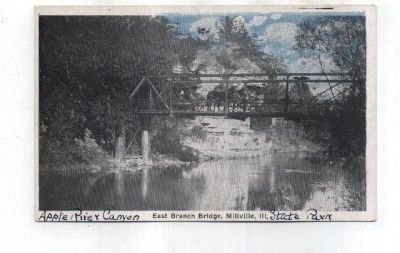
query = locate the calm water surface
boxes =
[40,152,365,211]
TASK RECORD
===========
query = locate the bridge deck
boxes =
[134,110,336,119]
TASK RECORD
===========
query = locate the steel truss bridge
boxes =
[129,73,363,120]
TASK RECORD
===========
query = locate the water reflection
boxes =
[247,156,311,211]
[39,152,365,211]
[141,167,150,201]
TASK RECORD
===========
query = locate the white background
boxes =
[0,0,398,252]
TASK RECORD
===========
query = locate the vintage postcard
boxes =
[34,5,376,222]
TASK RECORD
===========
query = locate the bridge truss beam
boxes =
[129,73,362,120]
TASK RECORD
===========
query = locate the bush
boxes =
[40,129,110,171]
[190,125,208,141]
[151,115,199,161]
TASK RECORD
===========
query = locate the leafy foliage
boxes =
[39,16,205,165]
[295,16,366,156]
[295,16,366,79]
[195,16,285,74]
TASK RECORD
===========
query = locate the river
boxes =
[39,152,366,211]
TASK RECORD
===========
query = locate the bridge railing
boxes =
[130,73,362,119]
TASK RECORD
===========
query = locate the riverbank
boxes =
[40,153,202,174]
[39,144,326,175]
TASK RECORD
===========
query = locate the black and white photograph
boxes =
[35,6,376,221]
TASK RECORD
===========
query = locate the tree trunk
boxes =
[114,119,126,161]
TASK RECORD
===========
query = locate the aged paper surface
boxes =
[34,5,376,222]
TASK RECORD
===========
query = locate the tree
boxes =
[295,16,367,157]
[196,16,285,74]
[295,16,366,79]
[39,16,200,161]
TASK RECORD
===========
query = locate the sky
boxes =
[165,12,364,73]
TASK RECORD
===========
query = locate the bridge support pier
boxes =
[140,114,152,165]
[114,119,126,161]
[141,130,151,165]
